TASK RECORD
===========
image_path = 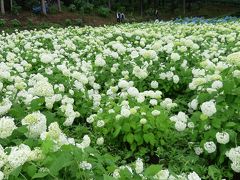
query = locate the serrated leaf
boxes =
[49,152,73,176]
[30,97,45,111]
[143,133,155,146]
[25,165,37,177]
[8,103,27,120]
[113,127,121,138]
[208,165,222,180]
[211,118,221,128]
[126,133,134,144]
[32,172,49,179]
[9,166,22,177]
[103,175,115,180]
[144,165,162,176]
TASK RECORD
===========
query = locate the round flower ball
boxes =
[0,116,17,139]
[96,137,104,145]
[200,100,216,117]
[216,131,230,144]
[150,81,158,89]
[204,141,216,153]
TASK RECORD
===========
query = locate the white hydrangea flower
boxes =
[140,118,147,125]
[211,80,223,89]
[0,145,7,169]
[135,158,144,174]
[127,87,139,97]
[8,144,31,168]
[233,70,240,78]
[151,81,159,89]
[96,137,104,145]
[79,161,92,170]
[173,75,180,84]
[21,111,47,138]
[0,98,12,116]
[175,121,187,132]
[150,99,158,106]
[39,53,55,64]
[121,108,131,118]
[188,172,201,180]
[227,52,240,66]
[151,110,161,116]
[188,99,198,110]
[231,161,240,173]
[0,171,3,180]
[200,100,216,117]
[130,50,139,59]
[133,66,148,79]
[76,135,91,149]
[204,141,216,153]
[97,120,105,127]
[171,53,180,61]
[0,116,16,139]
[194,147,203,155]
[216,132,229,144]
[154,169,170,180]
[95,55,106,67]
[32,80,54,97]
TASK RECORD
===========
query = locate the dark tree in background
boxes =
[1,0,5,14]
[0,0,239,17]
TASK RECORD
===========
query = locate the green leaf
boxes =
[8,103,27,120]
[49,152,73,176]
[126,133,134,144]
[143,133,155,146]
[134,134,143,145]
[25,164,37,177]
[113,127,121,138]
[42,111,56,126]
[211,118,221,128]
[41,139,54,154]
[144,165,162,176]
[208,165,222,180]
[103,174,115,180]
[122,123,131,132]
[15,126,28,134]
[9,166,22,177]
[223,80,235,94]
[225,122,236,128]
[32,172,49,179]
[30,97,45,111]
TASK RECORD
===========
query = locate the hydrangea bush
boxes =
[0,19,240,179]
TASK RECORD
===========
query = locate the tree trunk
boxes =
[108,0,111,10]
[1,0,5,15]
[57,0,61,12]
[10,0,13,11]
[140,0,143,16]
[41,0,47,15]
[183,0,186,15]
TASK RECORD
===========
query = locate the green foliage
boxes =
[0,19,6,28]
[74,18,83,26]
[10,19,21,27]
[65,19,73,26]
[68,4,77,12]
[97,7,111,18]
[73,0,94,14]
[11,1,22,15]
[49,4,59,14]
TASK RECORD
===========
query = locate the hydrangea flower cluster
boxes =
[1,19,240,179]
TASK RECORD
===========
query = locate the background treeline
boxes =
[1,0,240,16]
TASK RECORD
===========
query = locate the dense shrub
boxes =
[0,19,6,28]
[10,19,21,27]
[97,7,111,17]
